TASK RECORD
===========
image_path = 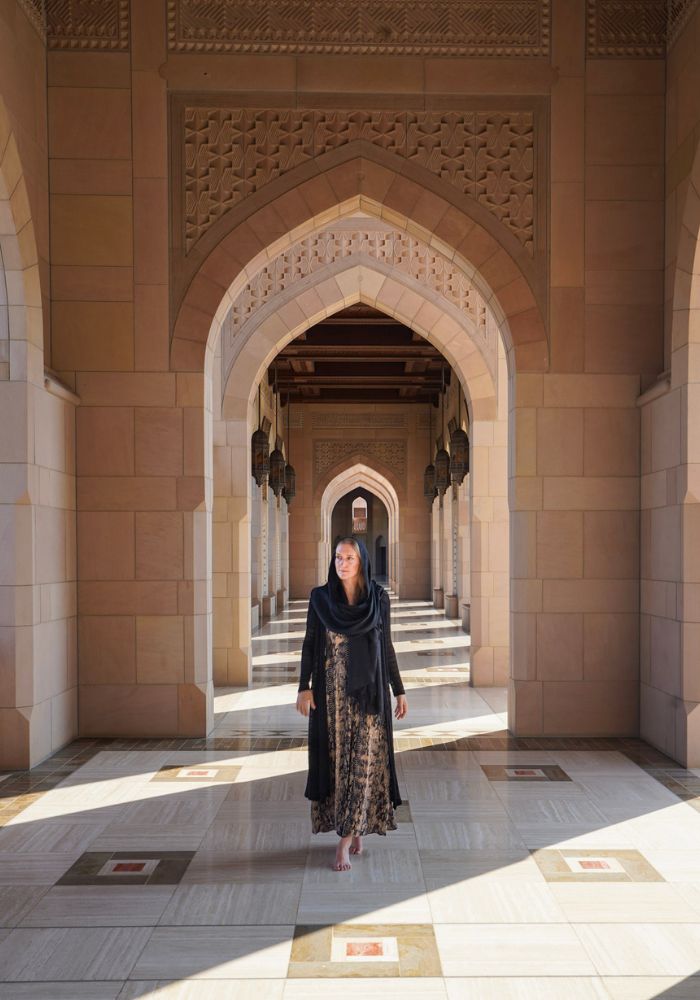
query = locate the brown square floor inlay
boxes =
[288,923,441,978]
[56,851,195,886]
[150,764,241,783]
[481,764,572,782]
[532,849,664,883]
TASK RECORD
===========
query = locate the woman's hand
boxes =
[296,690,316,717]
[394,694,407,720]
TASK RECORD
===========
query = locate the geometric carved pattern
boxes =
[586,0,666,56]
[17,0,130,49]
[314,439,406,483]
[168,0,550,57]
[222,228,496,372]
[667,0,699,47]
[184,108,535,255]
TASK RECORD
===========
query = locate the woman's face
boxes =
[335,543,361,583]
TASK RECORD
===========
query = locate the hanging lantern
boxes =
[450,428,469,485]
[450,385,469,485]
[268,369,285,497]
[423,401,437,503]
[283,462,296,504]
[282,399,296,505]
[435,445,451,495]
[423,462,437,502]
[251,385,269,487]
[435,364,451,495]
[269,445,285,496]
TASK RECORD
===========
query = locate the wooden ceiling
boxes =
[269,305,450,405]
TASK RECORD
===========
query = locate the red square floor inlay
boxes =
[578,860,610,870]
[113,862,147,873]
[346,942,384,957]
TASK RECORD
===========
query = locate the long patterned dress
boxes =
[311,630,396,837]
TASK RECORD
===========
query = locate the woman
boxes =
[296,537,408,872]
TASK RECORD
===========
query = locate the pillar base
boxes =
[78,682,213,739]
[433,588,444,609]
[251,602,260,632]
[276,588,287,611]
[461,602,471,633]
[262,593,276,620]
[444,594,459,619]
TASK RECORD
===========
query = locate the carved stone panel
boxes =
[221,225,500,387]
[586,0,666,56]
[183,107,535,255]
[168,0,551,57]
[314,439,406,484]
[18,0,130,49]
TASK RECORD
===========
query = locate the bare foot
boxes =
[333,835,352,871]
[350,835,363,855]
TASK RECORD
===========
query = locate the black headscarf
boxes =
[310,538,384,715]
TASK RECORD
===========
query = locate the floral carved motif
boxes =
[18,0,130,48]
[184,107,535,254]
[168,0,550,57]
[314,440,406,483]
[586,0,666,56]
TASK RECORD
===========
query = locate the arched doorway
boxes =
[170,159,547,737]
[208,214,512,695]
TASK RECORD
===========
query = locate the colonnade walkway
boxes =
[0,598,699,996]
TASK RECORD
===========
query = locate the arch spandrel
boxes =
[172,162,548,378]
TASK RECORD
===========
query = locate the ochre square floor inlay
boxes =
[532,849,664,882]
[151,764,242,782]
[288,923,441,978]
[481,763,572,782]
[56,851,196,886]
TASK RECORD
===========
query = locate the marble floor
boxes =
[1,596,700,998]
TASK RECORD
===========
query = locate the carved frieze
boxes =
[314,439,406,483]
[222,227,498,379]
[586,0,666,56]
[168,0,550,57]
[184,107,535,255]
[18,0,130,49]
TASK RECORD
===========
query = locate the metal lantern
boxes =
[450,427,469,485]
[423,402,437,503]
[283,462,296,505]
[435,445,451,495]
[251,427,270,487]
[268,370,286,498]
[434,364,451,495]
[282,399,296,505]
[269,445,285,497]
[423,462,437,502]
[251,384,270,488]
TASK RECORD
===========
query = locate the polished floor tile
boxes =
[20,885,175,926]
[434,923,597,976]
[0,927,153,981]
[159,882,302,925]
[131,926,294,979]
[574,922,700,975]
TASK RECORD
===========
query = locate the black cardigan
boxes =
[298,587,404,806]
